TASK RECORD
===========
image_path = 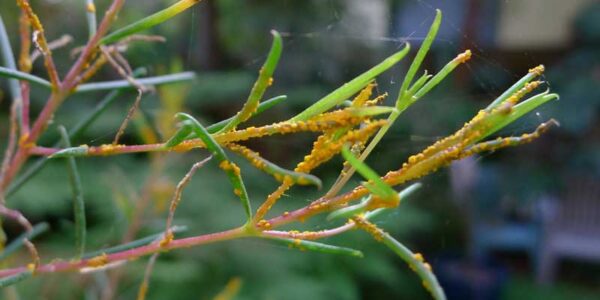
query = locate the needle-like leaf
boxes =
[58,125,86,258]
[290,44,410,121]
[217,30,283,133]
[176,113,253,222]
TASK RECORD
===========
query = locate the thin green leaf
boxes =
[411,50,470,101]
[397,50,471,113]
[0,222,49,261]
[485,66,544,111]
[99,0,200,45]
[328,182,422,221]
[406,71,431,97]
[478,92,559,142]
[0,271,32,288]
[58,126,86,258]
[50,146,90,158]
[207,95,287,133]
[290,44,411,121]
[176,113,253,221]
[264,236,363,258]
[0,66,51,88]
[364,182,422,220]
[84,0,97,39]
[341,145,397,201]
[217,30,283,133]
[0,15,22,104]
[165,122,193,147]
[327,197,370,221]
[324,11,441,196]
[397,9,442,103]
[75,72,195,93]
[82,226,187,259]
[381,233,446,300]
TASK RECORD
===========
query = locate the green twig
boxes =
[99,0,201,45]
[485,65,544,111]
[0,222,49,261]
[176,113,253,222]
[218,30,283,133]
[0,271,32,288]
[479,92,559,142]
[380,233,446,300]
[58,126,86,258]
[262,236,363,257]
[75,72,195,93]
[290,44,410,121]
[0,66,51,88]
[340,145,397,201]
[0,15,22,105]
[397,9,442,103]
[84,0,97,39]
[82,225,187,259]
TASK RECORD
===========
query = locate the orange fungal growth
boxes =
[86,2,96,13]
[256,219,272,229]
[529,64,545,76]
[455,49,472,64]
[26,263,36,273]
[219,160,241,177]
[505,81,543,106]
[351,83,375,107]
[352,216,385,241]
[413,253,424,262]
[97,144,125,156]
[255,182,292,222]
[87,253,109,268]
[424,263,432,271]
[295,120,386,174]
[16,0,44,35]
[365,92,388,106]
[160,231,174,247]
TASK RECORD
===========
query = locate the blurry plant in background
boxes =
[0,1,569,299]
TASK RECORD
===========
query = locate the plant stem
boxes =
[0,226,247,278]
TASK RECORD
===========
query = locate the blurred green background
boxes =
[1,0,599,299]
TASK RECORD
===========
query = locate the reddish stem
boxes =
[0,226,246,278]
[20,82,30,135]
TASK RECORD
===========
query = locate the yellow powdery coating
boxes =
[456,49,472,64]
[461,119,557,157]
[254,182,291,222]
[529,64,545,76]
[16,0,44,33]
[365,93,388,106]
[159,231,174,247]
[86,2,96,12]
[352,216,385,241]
[351,83,375,107]
[505,81,542,106]
[87,253,109,268]
[219,161,241,177]
[295,120,387,173]
[413,253,424,262]
[256,219,272,229]
[26,263,36,273]
[96,144,125,156]
[227,144,267,171]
